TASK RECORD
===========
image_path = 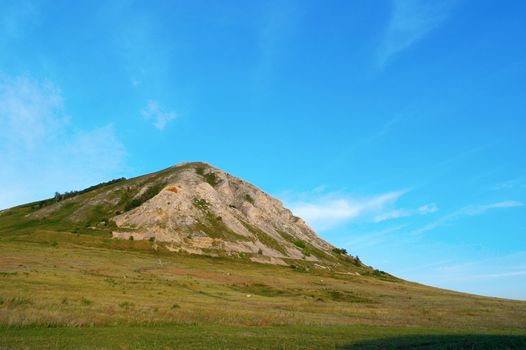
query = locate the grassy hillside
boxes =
[0,171,525,348]
[0,218,525,348]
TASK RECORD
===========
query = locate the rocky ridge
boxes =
[27,162,345,266]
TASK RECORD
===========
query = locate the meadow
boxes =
[0,221,525,348]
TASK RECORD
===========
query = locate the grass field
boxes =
[2,324,526,349]
[1,201,525,348]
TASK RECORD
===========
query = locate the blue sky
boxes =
[1,0,525,300]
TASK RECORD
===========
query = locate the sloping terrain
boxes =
[10,162,362,269]
[0,162,525,349]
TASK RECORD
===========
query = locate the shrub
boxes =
[196,167,220,186]
[80,297,93,305]
[244,194,255,204]
[119,301,134,309]
[332,247,348,255]
[204,172,219,186]
[354,256,362,266]
[38,178,127,208]
[293,240,306,249]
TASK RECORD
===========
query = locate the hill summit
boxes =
[26,162,350,267]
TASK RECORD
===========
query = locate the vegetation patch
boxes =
[324,290,373,304]
[333,247,348,255]
[241,222,287,255]
[279,234,334,261]
[193,198,210,211]
[195,167,220,186]
[34,178,126,209]
[293,239,306,249]
[4,297,32,307]
[244,194,255,204]
[230,283,293,297]
[80,297,93,306]
[368,269,397,281]
[119,301,134,309]
[190,202,248,242]
[123,182,165,212]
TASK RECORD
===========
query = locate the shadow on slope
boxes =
[340,334,526,350]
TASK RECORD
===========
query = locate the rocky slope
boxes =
[24,162,345,266]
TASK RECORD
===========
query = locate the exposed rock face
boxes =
[25,162,337,265]
[112,162,334,264]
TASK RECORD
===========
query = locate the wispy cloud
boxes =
[283,189,411,230]
[344,225,408,250]
[411,201,524,235]
[141,100,176,130]
[378,0,458,68]
[0,76,68,148]
[459,201,523,216]
[0,75,126,209]
[374,203,438,222]
[434,253,526,282]
[492,178,526,191]
[400,252,526,300]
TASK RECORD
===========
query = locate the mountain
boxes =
[1,162,526,348]
[9,162,361,269]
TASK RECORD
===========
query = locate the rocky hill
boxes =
[21,162,352,267]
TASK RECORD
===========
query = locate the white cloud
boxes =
[285,190,407,230]
[141,100,176,130]
[0,75,126,209]
[0,76,68,148]
[378,0,458,68]
[411,201,524,235]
